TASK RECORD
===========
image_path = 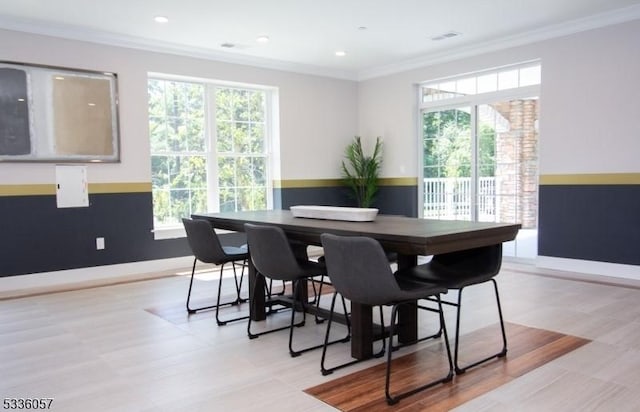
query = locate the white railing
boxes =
[424,177,496,220]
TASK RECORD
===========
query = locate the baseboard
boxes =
[0,256,194,299]
[536,255,640,286]
[5,253,637,300]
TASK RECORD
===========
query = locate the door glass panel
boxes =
[423,107,472,220]
[477,99,539,258]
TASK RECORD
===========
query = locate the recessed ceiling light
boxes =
[154,16,169,24]
[221,43,235,48]
[335,51,347,57]
[357,26,368,31]
[256,35,270,43]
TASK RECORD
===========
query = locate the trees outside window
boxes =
[149,78,271,229]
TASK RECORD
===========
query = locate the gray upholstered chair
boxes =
[320,233,454,405]
[395,244,506,374]
[244,223,348,357]
[182,218,249,325]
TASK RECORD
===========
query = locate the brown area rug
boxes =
[304,322,590,411]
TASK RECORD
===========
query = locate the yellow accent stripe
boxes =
[275,179,342,189]
[540,173,640,185]
[379,177,418,186]
[0,182,152,197]
[88,182,152,193]
[274,177,418,189]
[0,184,56,196]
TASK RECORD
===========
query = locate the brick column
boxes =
[494,99,538,229]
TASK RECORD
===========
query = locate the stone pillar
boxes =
[494,99,538,229]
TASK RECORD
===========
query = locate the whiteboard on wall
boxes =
[56,165,88,208]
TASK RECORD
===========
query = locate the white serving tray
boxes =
[290,205,379,222]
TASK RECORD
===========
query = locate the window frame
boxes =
[416,61,541,220]
[148,73,275,239]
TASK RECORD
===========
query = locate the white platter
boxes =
[290,205,379,222]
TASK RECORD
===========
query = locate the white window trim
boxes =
[420,85,540,111]
[152,226,235,240]
[149,74,276,240]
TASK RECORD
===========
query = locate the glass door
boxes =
[423,106,474,221]
[421,98,539,259]
[477,99,539,258]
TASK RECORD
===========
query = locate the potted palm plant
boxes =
[341,136,383,208]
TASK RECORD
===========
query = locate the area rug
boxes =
[304,322,590,411]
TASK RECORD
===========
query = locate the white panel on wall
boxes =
[56,165,88,208]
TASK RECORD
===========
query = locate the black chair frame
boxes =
[427,277,507,374]
[320,233,454,406]
[186,258,249,325]
[404,244,507,374]
[320,292,385,376]
[182,217,250,326]
[244,223,349,357]
[386,296,453,405]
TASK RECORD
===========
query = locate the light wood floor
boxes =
[2,262,640,411]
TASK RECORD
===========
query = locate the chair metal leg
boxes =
[185,258,200,313]
[216,261,250,326]
[187,259,240,313]
[314,277,324,324]
[391,303,443,352]
[313,275,334,324]
[267,279,286,298]
[385,297,453,405]
[247,273,295,339]
[453,278,508,374]
[247,275,305,340]
[289,280,350,358]
[263,280,289,317]
[320,293,383,376]
[186,258,248,321]
[232,260,248,302]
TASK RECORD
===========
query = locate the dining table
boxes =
[192,209,521,360]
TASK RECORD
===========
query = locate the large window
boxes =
[148,77,272,231]
[420,62,540,258]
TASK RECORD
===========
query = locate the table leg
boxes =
[248,258,267,321]
[396,253,418,344]
[350,302,373,359]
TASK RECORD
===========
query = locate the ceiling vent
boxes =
[431,31,461,41]
[220,42,250,49]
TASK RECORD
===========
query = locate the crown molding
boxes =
[357,4,640,81]
[1,4,639,83]
[0,15,359,81]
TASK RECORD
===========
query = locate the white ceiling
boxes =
[1,0,640,80]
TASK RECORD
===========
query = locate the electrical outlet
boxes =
[96,237,105,250]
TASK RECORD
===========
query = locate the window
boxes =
[419,62,541,259]
[421,63,541,103]
[148,77,272,232]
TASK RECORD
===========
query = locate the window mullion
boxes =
[470,106,479,221]
[207,85,220,212]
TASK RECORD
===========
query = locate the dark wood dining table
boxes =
[192,209,521,360]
